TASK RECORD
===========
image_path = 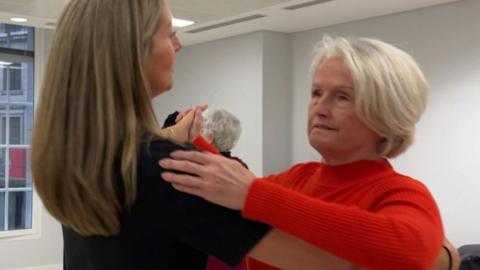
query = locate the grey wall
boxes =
[290,0,480,246]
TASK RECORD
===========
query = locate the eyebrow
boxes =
[311,83,354,90]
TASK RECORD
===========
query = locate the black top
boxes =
[63,139,270,270]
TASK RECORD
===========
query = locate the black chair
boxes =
[459,245,480,270]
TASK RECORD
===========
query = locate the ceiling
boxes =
[0,0,462,46]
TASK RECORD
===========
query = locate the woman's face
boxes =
[307,57,380,164]
[144,4,182,98]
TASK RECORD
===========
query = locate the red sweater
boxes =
[244,160,443,270]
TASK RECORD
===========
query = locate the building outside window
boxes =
[0,23,34,233]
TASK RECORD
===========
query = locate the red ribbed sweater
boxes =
[244,160,443,270]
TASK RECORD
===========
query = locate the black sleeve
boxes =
[135,139,270,267]
[162,111,180,128]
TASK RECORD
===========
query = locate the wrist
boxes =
[239,177,256,211]
[166,127,176,140]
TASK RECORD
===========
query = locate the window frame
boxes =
[0,25,42,240]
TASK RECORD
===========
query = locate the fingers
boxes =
[194,108,204,121]
[171,183,203,197]
[189,110,204,140]
[170,150,217,165]
[196,104,208,112]
[171,111,195,142]
[159,155,206,175]
[161,165,208,199]
[176,109,192,123]
[178,110,195,126]
[175,105,208,123]
[162,171,202,188]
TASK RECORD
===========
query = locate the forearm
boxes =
[431,240,460,270]
[249,226,458,270]
[243,180,443,270]
[249,229,356,270]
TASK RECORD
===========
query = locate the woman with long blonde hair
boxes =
[31,0,359,269]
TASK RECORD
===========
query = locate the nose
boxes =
[312,96,332,118]
[174,36,182,52]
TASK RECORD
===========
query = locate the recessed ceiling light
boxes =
[172,17,194,28]
[10,17,28,23]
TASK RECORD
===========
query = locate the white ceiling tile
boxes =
[0,0,464,45]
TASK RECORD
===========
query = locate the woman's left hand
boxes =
[163,105,206,142]
[159,150,257,210]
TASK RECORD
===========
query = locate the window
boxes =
[0,23,34,234]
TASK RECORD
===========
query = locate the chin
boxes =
[309,137,334,153]
[308,139,323,153]
[151,83,173,98]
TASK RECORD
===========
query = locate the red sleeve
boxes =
[192,136,220,154]
[242,180,443,270]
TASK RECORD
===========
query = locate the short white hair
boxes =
[202,109,242,152]
[311,36,428,158]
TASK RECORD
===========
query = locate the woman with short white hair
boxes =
[160,36,451,270]
[202,109,249,170]
[202,109,242,153]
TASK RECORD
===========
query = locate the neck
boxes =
[320,151,381,166]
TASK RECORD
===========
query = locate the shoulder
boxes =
[139,139,195,161]
[367,172,439,210]
[376,172,431,194]
[261,162,320,186]
[136,139,196,186]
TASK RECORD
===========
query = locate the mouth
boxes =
[313,124,336,131]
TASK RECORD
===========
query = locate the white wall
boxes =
[0,29,63,270]
[290,0,480,246]
[262,31,292,176]
[0,209,62,270]
[153,32,265,175]
[153,30,295,177]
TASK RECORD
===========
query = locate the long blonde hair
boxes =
[31,0,165,236]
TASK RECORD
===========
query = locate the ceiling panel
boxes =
[0,0,64,18]
[169,0,291,24]
[0,0,464,45]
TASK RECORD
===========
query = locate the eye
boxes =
[335,91,354,108]
[311,89,322,98]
